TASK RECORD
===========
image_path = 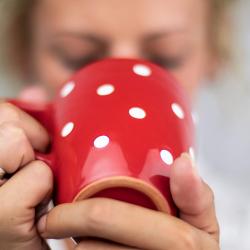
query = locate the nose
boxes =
[109,41,141,59]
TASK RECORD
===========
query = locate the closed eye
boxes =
[148,55,185,69]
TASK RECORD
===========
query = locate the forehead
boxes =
[34,0,208,37]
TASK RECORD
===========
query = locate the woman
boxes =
[0,0,232,249]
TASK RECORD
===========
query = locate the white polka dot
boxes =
[129,107,146,119]
[189,147,195,161]
[133,64,152,77]
[60,81,75,98]
[172,103,185,119]
[61,122,74,137]
[94,135,110,149]
[160,150,174,165]
[97,84,115,96]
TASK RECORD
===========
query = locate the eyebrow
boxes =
[143,29,187,43]
[53,29,187,45]
[52,32,108,47]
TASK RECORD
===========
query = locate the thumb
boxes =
[18,85,49,104]
[170,153,219,241]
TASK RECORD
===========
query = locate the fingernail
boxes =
[37,214,47,234]
[180,153,196,168]
[180,153,200,177]
[0,167,6,179]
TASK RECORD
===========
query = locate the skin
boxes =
[0,0,219,249]
[28,0,213,99]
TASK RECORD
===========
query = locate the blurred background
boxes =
[196,0,250,249]
[0,0,249,249]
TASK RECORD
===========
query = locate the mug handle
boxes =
[6,99,56,171]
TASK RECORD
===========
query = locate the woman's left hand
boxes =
[37,153,219,250]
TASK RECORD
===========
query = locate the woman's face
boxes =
[30,0,213,98]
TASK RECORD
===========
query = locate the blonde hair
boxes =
[0,0,234,79]
[210,0,234,60]
[0,0,36,77]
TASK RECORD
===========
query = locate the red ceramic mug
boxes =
[8,58,195,215]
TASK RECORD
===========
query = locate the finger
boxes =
[37,198,216,250]
[170,153,219,241]
[0,122,35,174]
[0,102,49,152]
[0,160,53,209]
[0,178,7,186]
[76,238,140,250]
[0,167,5,179]
[18,85,49,104]
[35,200,54,223]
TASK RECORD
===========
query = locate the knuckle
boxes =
[28,160,53,189]
[202,181,215,206]
[84,198,111,233]
[74,242,86,250]
[10,223,35,242]
[0,122,34,173]
[0,209,29,240]
[30,160,52,174]
[207,185,215,203]
[178,226,199,250]
[0,102,19,122]
[0,121,29,148]
[0,121,25,140]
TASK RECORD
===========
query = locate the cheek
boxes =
[31,45,209,99]
[32,50,73,93]
[170,52,209,100]
[34,54,206,99]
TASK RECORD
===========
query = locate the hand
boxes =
[37,154,219,250]
[0,101,53,250]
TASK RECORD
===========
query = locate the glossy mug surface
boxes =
[9,58,195,215]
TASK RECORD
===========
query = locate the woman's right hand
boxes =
[0,101,53,250]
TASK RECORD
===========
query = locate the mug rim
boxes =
[73,175,171,213]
